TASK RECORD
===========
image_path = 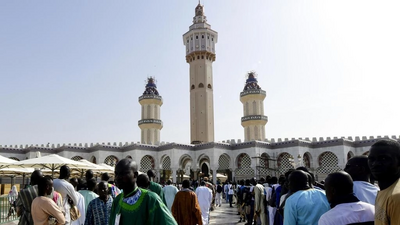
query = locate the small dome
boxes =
[243,72,261,91]
[143,77,159,95]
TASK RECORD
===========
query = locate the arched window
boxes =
[207,84,212,89]
[191,85,195,90]
[104,155,118,167]
[71,156,83,161]
[198,83,204,88]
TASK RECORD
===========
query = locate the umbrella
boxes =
[0,167,34,175]
[98,163,115,172]
[12,154,92,177]
[0,155,17,169]
[72,159,114,178]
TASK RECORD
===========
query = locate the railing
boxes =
[0,195,18,224]
[138,95,162,101]
[241,115,268,122]
[240,89,266,97]
[138,119,163,126]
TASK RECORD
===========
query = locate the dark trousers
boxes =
[228,194,233,206]
[246,200,255,224]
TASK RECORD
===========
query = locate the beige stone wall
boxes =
[189,57,214,143]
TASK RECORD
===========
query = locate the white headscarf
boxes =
[9,185,18,197]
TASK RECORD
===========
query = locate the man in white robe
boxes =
[196,181,213,225]
[162,179,179,211]
[70,178,86,225]
[53,165,78,225]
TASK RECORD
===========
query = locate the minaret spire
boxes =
[240,71,268,141]
[138,77,163,145]
[183,3,218,144]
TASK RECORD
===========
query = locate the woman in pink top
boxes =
[32,176,65,225]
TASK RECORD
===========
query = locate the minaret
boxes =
[240,72,268,141]
[138,77,163,145]
[183,3,218,144]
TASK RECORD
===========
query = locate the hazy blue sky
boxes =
[1,1,399,146]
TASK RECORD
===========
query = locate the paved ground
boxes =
[1,220,17,225]
[210,201,243,225]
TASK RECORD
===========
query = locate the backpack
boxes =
[217,185,223,193]
[268,186,277,207]
[243,187,252,205]
[237,187,243,204]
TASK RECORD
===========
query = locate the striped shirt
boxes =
[84,197,113,225]
[16,185,38,225]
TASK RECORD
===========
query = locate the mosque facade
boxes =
[1,3,399,185]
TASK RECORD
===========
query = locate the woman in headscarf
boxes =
[7,185,18,218]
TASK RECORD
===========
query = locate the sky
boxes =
[1,1,399,146]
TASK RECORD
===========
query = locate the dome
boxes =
[243,72,261,91]
[143,77,159,95]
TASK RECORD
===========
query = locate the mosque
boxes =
[1,3,398,186]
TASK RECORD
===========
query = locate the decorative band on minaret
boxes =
[240,72,268,141]
[138,77,163,145]
[183,3,218,144]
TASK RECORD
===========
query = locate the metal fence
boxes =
[0,195,18,224]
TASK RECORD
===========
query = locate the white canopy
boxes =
[98,163,115,172]
[72,159,114,176]
[0,155,17,169]
[12,154,92,176]
[0,167,34,176]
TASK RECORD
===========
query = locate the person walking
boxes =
[344,156,379,205]
[53,165,79,225]
[215,183,222,207]
[84,182,113,225]
[31,176,65,225]
[254,179,267,225]
[172,180,203,225]
[163,179,179,211]
[16,170,43,225]
[368,139,400,225]
[147,169,167,205]
[6,185,18,219]
[196,181,213,225]
[318,171,375,225]
[283,170,329,225]
[70,178,86,225]
[109,159,177,225]
[227,181,234,207]
[78,178,98,211]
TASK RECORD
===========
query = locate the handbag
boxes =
[68,195,81,221]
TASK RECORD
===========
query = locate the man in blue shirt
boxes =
[284,170,329,225]
[84,181,112,225]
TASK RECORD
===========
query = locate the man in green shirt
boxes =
[109,159,177,225]
[147,169,167,205]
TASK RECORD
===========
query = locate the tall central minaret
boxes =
[183,3,218,144]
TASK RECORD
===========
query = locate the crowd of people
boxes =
[7,139,400,225]
[212,139,399,225]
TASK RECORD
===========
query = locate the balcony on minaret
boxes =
[138,119,163,126]
[241,115,268,123]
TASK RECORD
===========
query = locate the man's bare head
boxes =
[115,158,138,192]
